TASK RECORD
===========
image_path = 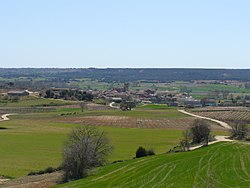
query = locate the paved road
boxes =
[178,109,232,129]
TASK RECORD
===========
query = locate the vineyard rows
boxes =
[59,115,224,130]
[193,111,250,123]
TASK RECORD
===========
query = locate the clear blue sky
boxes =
[0,0,250,68]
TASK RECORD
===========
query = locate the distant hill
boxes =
[0,68,250,82]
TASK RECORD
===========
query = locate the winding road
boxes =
[0,114,14,122]
[178,109,233,150]
[178,109,232,129]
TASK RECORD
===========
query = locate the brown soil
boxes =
[56,115,226,131]
[0,172,62,188]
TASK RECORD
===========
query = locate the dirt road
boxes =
[189,136,233,150]
[0,114,14,122]
[178,109,232,129]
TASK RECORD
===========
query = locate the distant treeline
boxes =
[1,68,250,82]
[45,89,93,101]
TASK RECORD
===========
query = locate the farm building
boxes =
[7,90,29,97]
[184,99,202,108]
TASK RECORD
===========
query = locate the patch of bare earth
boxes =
[57,115,226,131]
[0,172,62,188]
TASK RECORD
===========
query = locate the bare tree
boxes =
[190,119,211,145]
[230,122,249,140]
[62,126,113,181]
[79,102,87,112]
[180,129,192,151]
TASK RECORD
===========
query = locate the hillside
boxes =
[57,142,250,188]
[1,68,250,82]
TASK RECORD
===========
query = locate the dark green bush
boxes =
[27,166,60,176]
[136,146,147,158]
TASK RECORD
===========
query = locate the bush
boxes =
[28,166,60,176]
[44,167,54,174]
[147,149,155,156]
[135,146,147,158]
[230,122,249,140]
[135,147,155,158]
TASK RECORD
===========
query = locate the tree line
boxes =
[44,89,93,101]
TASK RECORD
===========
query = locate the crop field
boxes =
[0,103,229,179]
[191,110,250,123]
[0,112,185,178]
[55,106,225,131]
[59,115,226,131]
[57,142,250,188]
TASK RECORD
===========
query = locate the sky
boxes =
[0,0,250,68]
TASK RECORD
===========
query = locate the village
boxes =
[1,81,250,109]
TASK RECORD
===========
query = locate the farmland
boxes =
[0,97,245,188]
[57,142,250,188]
[0,104,229,178]
[190,108,250,123]
[55,106,225,131]
[0,108,185,178]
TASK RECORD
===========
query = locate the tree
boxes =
[180,129,192,151]
[190,119,211,145]
[62,126,112,181]
[230,122,249,140]
[120,101,136,111]
[79,102,87,112]
[135,146,147,158]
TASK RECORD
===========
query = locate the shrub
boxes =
[147,149,155,156]
[27,166,61,176]
[230,122,249,140]
[135,146,147,158]
[44,167,54,174]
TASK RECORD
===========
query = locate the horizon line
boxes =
[0,67,250,70]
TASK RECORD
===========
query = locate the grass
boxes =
[0,112,183,178]
[56,142,250,188]
[136,104,176,110]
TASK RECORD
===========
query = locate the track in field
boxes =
[58,142,250,188]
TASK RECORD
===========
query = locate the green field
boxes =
[0,112,183,178]
[137,104,175,110]
[0,96,74,107]
[57,142,250,188]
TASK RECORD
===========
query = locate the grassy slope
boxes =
[57,142,250,188]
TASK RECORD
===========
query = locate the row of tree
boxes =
[44,89,93,101]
